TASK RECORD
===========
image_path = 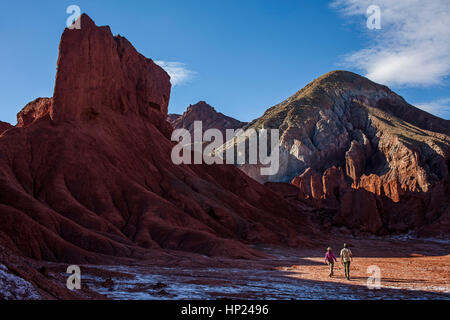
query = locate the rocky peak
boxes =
[187,101,215,113]
[288,70,450,135]
[52,14,171,124]
[168,101,247,135]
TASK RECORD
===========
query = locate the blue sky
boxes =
[0,0,449,125]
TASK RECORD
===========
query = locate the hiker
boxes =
[340,244,353,280]
[324,247,337,277]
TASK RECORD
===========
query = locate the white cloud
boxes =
[154,61,195,86]
[331,0,450,87]
[415,98,450,120]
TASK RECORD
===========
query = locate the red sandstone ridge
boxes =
[168,101,247,135]
[0,14,315,265]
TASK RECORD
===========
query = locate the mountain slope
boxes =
[242,71,449,189]
[225,71,450,235]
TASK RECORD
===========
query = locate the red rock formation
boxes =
[292,168,324,200]
[292,168,312,195]
[358,174,384,197]
[168,101,247,136]
[52,14,171,126]
[335,189,383,234]
[292,166,348,203]
[322,166,347,201]
[358,175,404,203]
[291,165,450,235]
[0,14,315,264]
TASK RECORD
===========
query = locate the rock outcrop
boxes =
[292,168,323,199]
[0,121,12,135]
[168,101,247,136]
[16,98,53,128]
[290,164,449,235]
[322,166,347,201]
[336,189,383,234]
[167,113,182,124]
[0,14,315,264]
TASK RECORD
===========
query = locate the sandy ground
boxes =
[281,255,449,293]
[59,237,449,300]
[273,238,450,295]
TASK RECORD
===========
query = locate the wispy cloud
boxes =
[331,0,450,87]
[154,61,195,86]
[415,98,450,120]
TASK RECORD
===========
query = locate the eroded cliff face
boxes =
[288,162,449,236]
[0,14,316,264]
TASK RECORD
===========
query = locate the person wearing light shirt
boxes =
[340,243,353,280]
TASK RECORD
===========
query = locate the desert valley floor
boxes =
[36,237,449,300]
